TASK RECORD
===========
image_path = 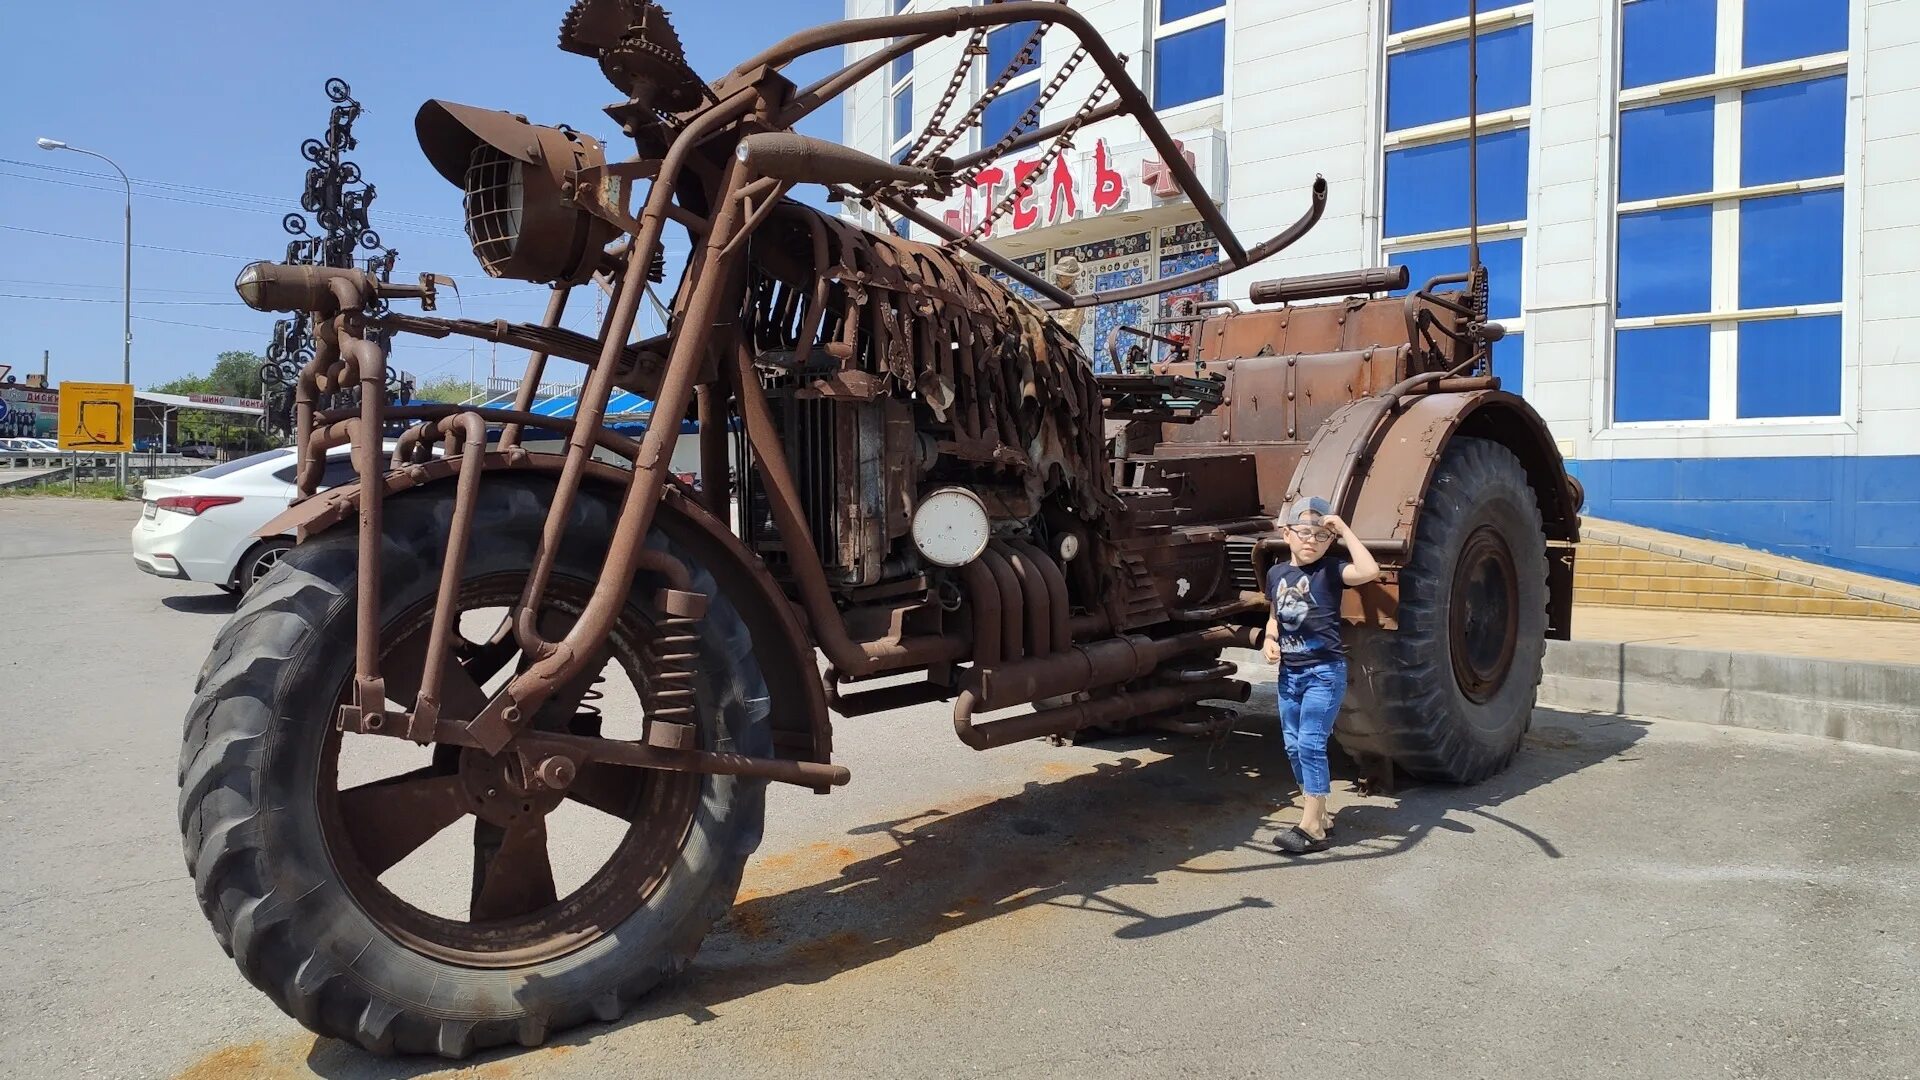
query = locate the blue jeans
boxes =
[1279,659,1347,797]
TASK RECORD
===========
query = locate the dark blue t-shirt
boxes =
[1266,556,1350,668]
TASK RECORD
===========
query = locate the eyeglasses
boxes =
[1287,526,1332,542]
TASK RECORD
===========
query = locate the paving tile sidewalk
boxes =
[1572,604,1920,667]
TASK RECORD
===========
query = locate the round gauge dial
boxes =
[910,487,991,567]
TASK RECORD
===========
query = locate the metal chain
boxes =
[918,18,1051,165]
[960,47,1089,186]
[902,28,989,164]
[955,73,1114,243]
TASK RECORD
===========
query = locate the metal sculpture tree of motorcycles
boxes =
[261,77,410,434]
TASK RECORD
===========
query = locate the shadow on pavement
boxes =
[161,591,238,615]
[302,707,1643,1077]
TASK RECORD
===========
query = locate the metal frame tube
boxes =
[500,286,573,449]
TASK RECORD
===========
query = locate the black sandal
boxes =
[1275,826,1330,855]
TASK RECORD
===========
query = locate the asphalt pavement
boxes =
[2,498,1915,1080]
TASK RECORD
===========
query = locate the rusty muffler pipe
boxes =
[1006,538,1070,656]
[959,557,1002,668]
[953,678,1251,751]
[964,622,1260,712]
[1249,265,1410,307]
[977,546,1023,662]
[826,677,956,718]
[994,540,1051,658]
[738,132,949,191]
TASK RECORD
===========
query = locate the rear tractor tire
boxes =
[1339,436,1550,784]
[177,476,772,1057]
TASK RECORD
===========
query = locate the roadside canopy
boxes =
[134,391,263,417]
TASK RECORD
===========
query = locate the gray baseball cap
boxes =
[1285,496,1333,526]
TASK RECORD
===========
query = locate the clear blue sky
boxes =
[0,1,842,391]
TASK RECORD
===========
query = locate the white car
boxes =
[132,446,364,594]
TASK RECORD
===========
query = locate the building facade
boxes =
[842,0,1920,584]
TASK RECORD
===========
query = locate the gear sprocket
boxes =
[559,0,708,113]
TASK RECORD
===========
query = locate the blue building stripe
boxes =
[1569,455,1920,585]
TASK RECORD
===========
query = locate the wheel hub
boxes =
[1448,524,1520,704]
[316,572,702,967]
[458,748,568,828]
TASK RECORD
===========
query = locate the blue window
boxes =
[890,216,911,240]
[890,41,912,86]
[1615,325,1711,421]
[1390,236,1524,321]
[1620,97,1714,201]
[1386,24,1533,131]
[1154,19,1226,108]
[986,23,1040,78]
[1741,77,1846,186]
[1622,0,1716,89]
[982,80,1040,140]
[1390,0,1474,35]
[1492,331,1524,392]
[1161,0,1224,20]
[1383,127,1529,236]
[1737,315,1842,418]
[1745,0,1848,67]
[893,0,909,10]
[1617,205,1713,318]
[1739,190,1843,308]
[891,87,913,147]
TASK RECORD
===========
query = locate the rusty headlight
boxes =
[415,99,617,286]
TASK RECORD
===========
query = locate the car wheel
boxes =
[240,538,295,594]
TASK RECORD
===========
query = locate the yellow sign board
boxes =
[57,381,136,452]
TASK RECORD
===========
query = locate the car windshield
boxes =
[196,447,295,480]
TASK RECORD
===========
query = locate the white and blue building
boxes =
[844,0,1919,584]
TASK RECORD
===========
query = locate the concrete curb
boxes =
[1541,639,1920,753]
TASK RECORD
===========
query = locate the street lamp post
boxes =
[37,137,133,488]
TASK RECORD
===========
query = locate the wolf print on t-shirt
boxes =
[1275,578,1312,634]
[1266,556,1349,667]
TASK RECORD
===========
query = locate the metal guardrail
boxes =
[0,451,209,487]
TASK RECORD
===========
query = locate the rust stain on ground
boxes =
[788,930,869,965]
[174,1038,317,1080]
[1040,761,1080,778]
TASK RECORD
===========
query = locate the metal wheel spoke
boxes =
[336,768,469,876]
[470,816,558,921]
[382,629,491,719]
[565,762,647,821]
[454,615,521,686]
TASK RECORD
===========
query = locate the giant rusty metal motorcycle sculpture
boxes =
[186,0,1579,1057]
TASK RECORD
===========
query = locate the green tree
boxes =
[147,350,272,450]
[150,350,267,399]
[412,377,486,404]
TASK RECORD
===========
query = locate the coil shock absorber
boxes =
[642,588,709,747]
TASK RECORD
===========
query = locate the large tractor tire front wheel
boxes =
[177,476,771,1057]
[1340,436,1549,784]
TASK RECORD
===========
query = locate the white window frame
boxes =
[888,37,915,164]
[1607,0,1852,431]
[1150,0,1230,117]
[1379,3,1536,378]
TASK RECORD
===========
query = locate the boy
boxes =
[1263,496,1380,854]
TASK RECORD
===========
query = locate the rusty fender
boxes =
[1286,388,1579,552]
[1283,387,1581,636]
[257,451,834,768]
